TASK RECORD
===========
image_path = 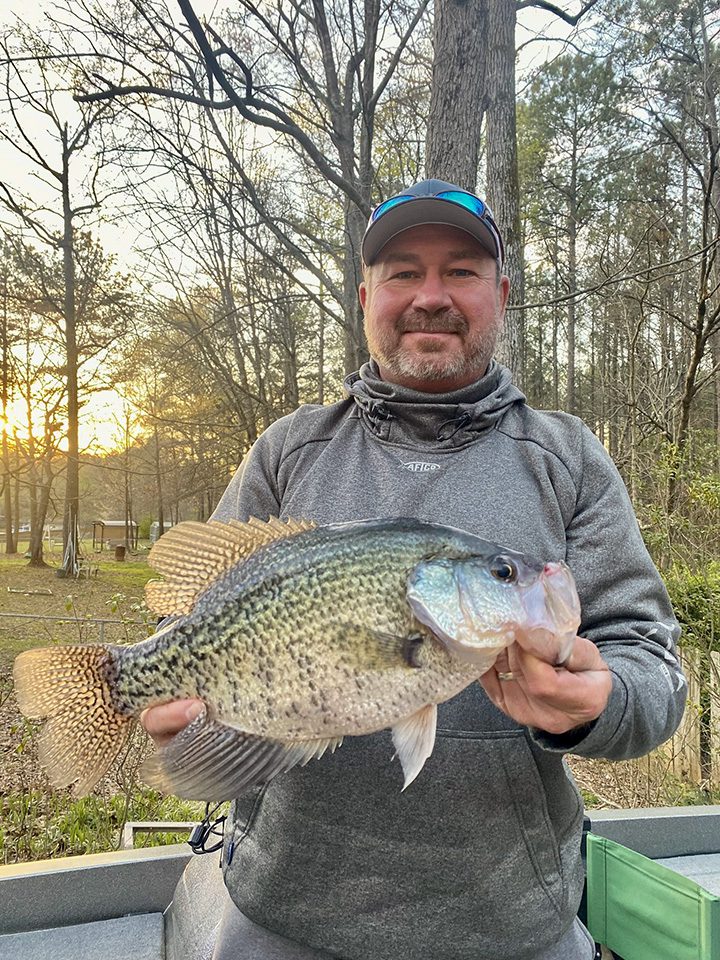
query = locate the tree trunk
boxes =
[28,415,56,567]
[318,279,326,405]
[13,450,20,552]
[343,200,369,370]
[486,0,523,383]
[712,332,720,474]
[1,257,16,554]
[25,391,42,564]
[58,127,80,577]
[426,0,488,189]
[1,431,14,555]
[154,423,165,539]
[565,123,578,415]
[124,409,132,550]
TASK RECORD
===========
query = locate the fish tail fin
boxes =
[13,645,133,796]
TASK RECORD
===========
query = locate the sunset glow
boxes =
[1,391,135,455]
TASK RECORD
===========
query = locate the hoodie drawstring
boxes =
[363,398,392,428]
[436,412,472,442]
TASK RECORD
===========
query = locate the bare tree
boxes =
[0,26,125,574]
[71,0,431,370]
[427,0,601,383]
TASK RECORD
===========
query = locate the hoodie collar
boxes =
[344,359,525,448]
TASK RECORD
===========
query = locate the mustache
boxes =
[398,310,469,335]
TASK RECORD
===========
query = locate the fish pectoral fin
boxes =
[391,703,438,791]
[345,627,428,670]
[139,710,342,801]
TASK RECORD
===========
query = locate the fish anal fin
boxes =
[139,709,341,801]
[391,703,438,791]
[145,516,317,616]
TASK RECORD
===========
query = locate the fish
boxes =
[13,516,580,801]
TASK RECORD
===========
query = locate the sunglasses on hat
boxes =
[367,188,504,265]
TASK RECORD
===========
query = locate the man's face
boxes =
[359,224,510,393]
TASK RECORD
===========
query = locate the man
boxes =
[143,179,685,960]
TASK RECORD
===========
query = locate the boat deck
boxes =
[2,806,720,960]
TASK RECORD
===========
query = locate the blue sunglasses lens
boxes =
[435,190,488,219]
[371,190,492,226]
[370,195,414,222]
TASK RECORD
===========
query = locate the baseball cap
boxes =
[361,179,504,267]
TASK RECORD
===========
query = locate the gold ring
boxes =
[497,671,516,681]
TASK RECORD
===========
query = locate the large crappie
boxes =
[13,517,580,801]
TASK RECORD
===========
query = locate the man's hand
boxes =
[140,699,205,747]
[479,636,612,735]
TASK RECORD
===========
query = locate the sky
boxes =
[0,0,577,453]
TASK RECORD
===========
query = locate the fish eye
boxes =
[490,558,517,583]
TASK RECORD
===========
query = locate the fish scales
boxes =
[12,517,581,799]
[116,522,479,740]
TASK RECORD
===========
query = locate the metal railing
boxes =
[120,821,197,849]
[0,611,146,643]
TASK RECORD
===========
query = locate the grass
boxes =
[0,540,156,669]
[0,541,208,864]
[1,788,207,864]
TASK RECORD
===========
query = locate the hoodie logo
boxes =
[401,461,441,473]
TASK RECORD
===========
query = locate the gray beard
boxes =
[368,309,502,384]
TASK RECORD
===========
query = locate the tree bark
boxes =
[1,258,16,554]
[154,422,165,540]
[486,0,523,382]
[426,0,488,189]
[58,126,80,578]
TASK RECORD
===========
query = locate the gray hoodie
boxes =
[212,360,685,960]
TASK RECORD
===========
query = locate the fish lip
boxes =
[519,561,580,663]
[543,562,580,626]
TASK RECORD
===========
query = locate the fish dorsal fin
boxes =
[145,516,317,616]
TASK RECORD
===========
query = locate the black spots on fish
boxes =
[403,634,425,669]
[162,648,181,672]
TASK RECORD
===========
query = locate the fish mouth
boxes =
[518,562,580,664]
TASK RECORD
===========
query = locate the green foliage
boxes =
[664,563,720,653]
[105,591,155,639]
[0,788,207,864]
[579,787,602,807]
[138,516,153,540]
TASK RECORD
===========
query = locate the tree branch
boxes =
[76,77,234,109]
[516,0,602,26]
[512,237,720,311]
[171,0,366,212]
